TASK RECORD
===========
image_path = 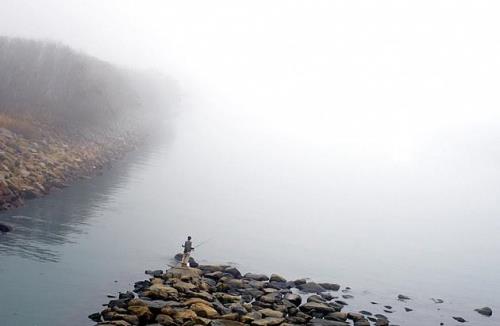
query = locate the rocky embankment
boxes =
[90,265,394,326]
[0,123,137,211]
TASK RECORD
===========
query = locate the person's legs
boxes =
[181,252,190,267]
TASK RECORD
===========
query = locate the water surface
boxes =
[0,107,499,326]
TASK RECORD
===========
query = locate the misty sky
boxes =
[1,0,500,166]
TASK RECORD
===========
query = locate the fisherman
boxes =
[181,236,194,267]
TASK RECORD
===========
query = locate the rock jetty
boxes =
[90,265,392,326]
[0,123,138,211]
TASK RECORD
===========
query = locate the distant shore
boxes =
[0,115,140,211]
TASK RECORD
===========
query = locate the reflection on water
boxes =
[0,139,161,263]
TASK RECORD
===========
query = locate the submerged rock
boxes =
[0,222,13,233]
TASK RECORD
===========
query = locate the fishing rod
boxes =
[194,238,212,249]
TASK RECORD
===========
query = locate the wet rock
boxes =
[224,267,243,279]
[383,306,391,309]
[146,270,164,277]
[241,311,263,323]
[173,309,197,321]
[359,310,372,316]
[404,307,413,312]
[431,298,444,304]
[319,283,340,291]
[397,294,410,301]
[475,306,493,316]
[300,302,338,314]
[156,314,175,325]
[269,274,287,282]
[251,317,285,326]
[210,319,245,326]
[452,316,467,323]
[259,292,282,304]
[244,273,270,281]
[191,302,219,318]
[146,283,179,300]
[215,293,241,304]
[307,295,326,303]
[127,305,153,322]
[88,312,102,322]
[259,308,284,318]
[324,312,348,321]
[320,293,335,301]
[284,293,301,306]
[297,282,326,293]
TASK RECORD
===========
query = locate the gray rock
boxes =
[0,223,13,233]
[269,274,287,282]
[475,307,493,316]
[397,294,410,301]
[297,282,326,293]
[284,293,301,306]
[244,273,270,281]
[225,267,242,279]
[452,316,467,323]
[319,283,340,291]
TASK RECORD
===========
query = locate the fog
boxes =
[1,2,500,325]
[2,1,500,149]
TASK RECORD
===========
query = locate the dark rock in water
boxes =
[404,307,413,312]
[359,310,372,316]
[294,278,307,286]
[88,312,101,322]
[307,295,326,303]
[374,314,387,320]
[244,273,269,281]
[335,300,348,306]
[475,307,493,316]
[320,293,335,301]
[119,291,135,300]
[342,294,354,299]
[452,316,467,323]
[319,283,341,291]
[145,269,163,277]
[383,310,393,313]
[397,294,410,301]
[0,223,13,233]
[370,302,378,305]
[297,282,327,293]
[383,306,392,309]
[431,298,444,304]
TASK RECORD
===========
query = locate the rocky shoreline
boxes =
[90,265,397,326]
[90,263,496,326]
[0,121,140,212]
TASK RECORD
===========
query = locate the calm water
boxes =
[0,107,499,326]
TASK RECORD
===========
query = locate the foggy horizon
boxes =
[1,1,499,326]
